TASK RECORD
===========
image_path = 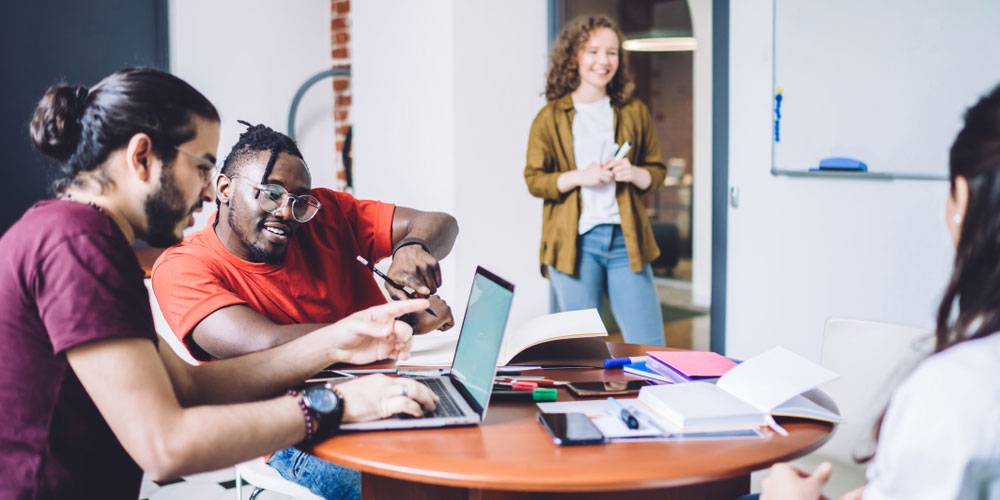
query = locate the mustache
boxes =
[257,217,297,231]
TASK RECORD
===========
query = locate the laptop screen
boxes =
[449,267,514,412]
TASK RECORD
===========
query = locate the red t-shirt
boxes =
[151,189,395,360]
[0,200,155,499]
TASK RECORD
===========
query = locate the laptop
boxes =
[341,266,515,431]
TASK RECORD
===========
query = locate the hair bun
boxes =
[29,84,90,163]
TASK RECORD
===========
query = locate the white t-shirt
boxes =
[863,332,1000,500]
[571,96,620,235]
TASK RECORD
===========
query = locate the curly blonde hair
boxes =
[545,14,634,105]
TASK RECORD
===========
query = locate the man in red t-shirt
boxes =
[151,122,458,499]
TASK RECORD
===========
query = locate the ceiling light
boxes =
[623,36,697,52]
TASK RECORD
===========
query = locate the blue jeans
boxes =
[548,224,665,346]
[267,446,360,500]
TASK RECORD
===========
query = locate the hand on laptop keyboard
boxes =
[334,374,439,422]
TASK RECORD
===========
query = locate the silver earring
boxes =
[953,214,962,224]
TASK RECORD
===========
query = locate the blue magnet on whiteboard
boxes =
[810,157,868,172]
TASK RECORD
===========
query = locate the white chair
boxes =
[778,317,932,497]
[144,281,324,499]
[235,457,325,500]
[144,279,199,365]
[818,317,931,464]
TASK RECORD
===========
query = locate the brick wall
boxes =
[331,0,352,189]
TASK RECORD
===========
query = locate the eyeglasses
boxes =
[174,146,219,188]
[236,177,322,223]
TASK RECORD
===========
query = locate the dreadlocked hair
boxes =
[221,120,304,185]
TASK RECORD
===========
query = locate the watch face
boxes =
[303,385,338,414]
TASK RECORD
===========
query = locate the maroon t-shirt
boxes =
[0,200,156,499]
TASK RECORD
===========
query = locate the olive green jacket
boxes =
[524,94,666,277]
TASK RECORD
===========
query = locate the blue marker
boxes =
[603,356,650,369]
[607,397,640,429]
[774,85,783,143]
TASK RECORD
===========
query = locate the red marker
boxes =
[495,377,560,387]
[494,380,538,391]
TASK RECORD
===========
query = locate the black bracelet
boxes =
[392,237,431,257]
[397,312,418,328]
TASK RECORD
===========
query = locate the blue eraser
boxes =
[815,157,867,171]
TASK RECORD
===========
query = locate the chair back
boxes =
[144,279,199,365]
[235,457,325,500]
[818,317,931,463]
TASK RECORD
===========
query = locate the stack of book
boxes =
[622,350,737,384]
[635,347,843,433]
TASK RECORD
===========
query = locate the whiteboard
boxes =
[772,0,1000,179]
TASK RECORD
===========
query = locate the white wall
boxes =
[352,1,550,330]
[169,0,338,232]
[725,0,955,360]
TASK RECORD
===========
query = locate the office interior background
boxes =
[4,0,992,497]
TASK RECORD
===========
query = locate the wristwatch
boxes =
[300,382,345,442]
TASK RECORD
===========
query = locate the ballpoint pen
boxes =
[607,397,640,429]
[613,141,632,160]
[356,255,437,317]
[494,377,566,387]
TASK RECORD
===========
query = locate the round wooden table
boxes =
[311,343,835,500]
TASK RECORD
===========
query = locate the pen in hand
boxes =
[356,255,438,317]
[607,396,640,430]
[613,141,631,161]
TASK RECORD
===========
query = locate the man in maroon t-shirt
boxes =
[0,68,438,499]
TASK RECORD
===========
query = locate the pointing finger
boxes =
[364,298,430,320]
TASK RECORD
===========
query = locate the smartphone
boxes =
[536,412,605,446]
[565,380,650,397]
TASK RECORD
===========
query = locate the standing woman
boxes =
[524,14,667,346]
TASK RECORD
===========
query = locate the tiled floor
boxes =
[140,467,298,500]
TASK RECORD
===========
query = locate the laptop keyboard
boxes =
[419,378,466,418]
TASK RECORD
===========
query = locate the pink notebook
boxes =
[647,351,737,378]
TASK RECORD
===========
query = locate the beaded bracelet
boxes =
[391,237,431,257]
[287,390,315,443]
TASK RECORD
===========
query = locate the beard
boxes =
[144,165,193,247]
[226,204,286,264]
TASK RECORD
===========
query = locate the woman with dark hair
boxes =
[754,84,1000,499]
[0,68,438,499]
[524,15,667,346]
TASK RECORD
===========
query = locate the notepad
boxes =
[622,361,678,384]
[638,346,840,432]
[646,350,737,380]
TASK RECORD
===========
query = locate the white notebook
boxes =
[398,309,607,369]
[637,346,840,432]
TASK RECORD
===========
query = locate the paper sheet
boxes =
[536,399,661,439]
[400,331,459,368]
[717,346,839,412]
[536,399,764,441]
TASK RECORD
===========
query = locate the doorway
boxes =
[551,0,711,350]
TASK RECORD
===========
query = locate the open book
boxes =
[397,309,609,369]
[637,346,842,432]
